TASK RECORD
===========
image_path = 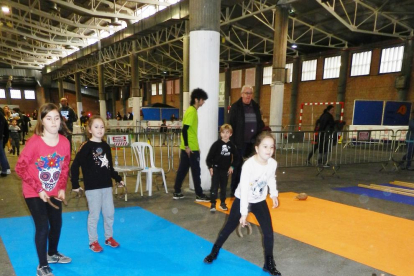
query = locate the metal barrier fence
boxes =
[71,128,413,179]
[272,129,398,173]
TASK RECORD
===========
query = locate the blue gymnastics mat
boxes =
[334,184,414,206]
[0,207,267,276]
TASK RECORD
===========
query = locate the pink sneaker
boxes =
[105,237,120,248]
[90,241,103,253]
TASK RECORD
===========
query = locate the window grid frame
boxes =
[323,56,341,79]
[301,59,317,82]
[350,51,372,77]
[379,45,404,74]
[24,89,36,100]
[10,89,22,99]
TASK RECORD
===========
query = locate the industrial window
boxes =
[10,89,21,99]
[379,46,404,74]
[323,56,341,79]
[151,83,157,96]
[301,59,317,81]
[231,70,242,88]
[350,51,372,76]
[263,66,272,85]
[158,82,163,95]
[244,68,255,86]
[0,89,5,98]
[286,63,293,83]
[24,90,35,100]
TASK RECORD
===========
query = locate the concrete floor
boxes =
[1,140,413,276]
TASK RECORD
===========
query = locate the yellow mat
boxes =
[198,192,414,276]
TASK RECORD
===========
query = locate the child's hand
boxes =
[39,191,49,202]
[117,181,125,187]
[209,168,213,176]
[72,187,83,193]
[239,215,247,226]
[271,196,279,208]
[57,189,66,201]
[228,167,233,175]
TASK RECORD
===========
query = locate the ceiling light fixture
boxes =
[2,6,10,13]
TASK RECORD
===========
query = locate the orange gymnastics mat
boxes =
[197,192,414,276]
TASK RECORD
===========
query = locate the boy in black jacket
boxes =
[206,124,239,212]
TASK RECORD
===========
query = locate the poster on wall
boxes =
[382,101,412,126]
[352,100,384,125]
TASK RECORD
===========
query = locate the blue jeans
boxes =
[0,139,10,173]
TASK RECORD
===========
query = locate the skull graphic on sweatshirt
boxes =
[35,153,65,192]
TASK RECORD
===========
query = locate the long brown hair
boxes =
[34,103,71,136]
[86,115,105,139]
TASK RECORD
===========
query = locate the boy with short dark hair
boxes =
[206,124,239,212]
[173,88,209,201]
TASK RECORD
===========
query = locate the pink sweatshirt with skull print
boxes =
[16,134,70,198]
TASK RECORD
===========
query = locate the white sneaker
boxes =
[6,169,11,174]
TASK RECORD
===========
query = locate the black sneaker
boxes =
[173,193,184,200]
[219,203,228,211]
[195,194,210,202]
[210,204,216,212]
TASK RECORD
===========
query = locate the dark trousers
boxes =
[210,168,228,204]
[25,197,62,267]
[230,143,252,194]
[174,150,203,196]
[307,143,319,161]
[215,198,274,257]
[10,137,20,155]
[402,142,414,168]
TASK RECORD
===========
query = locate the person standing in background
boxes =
[59,98,78,154]
[0,108,10,177]
[228,85,264,196]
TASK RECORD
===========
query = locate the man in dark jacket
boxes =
[228,85,264,195]
[317,105,335,165]
[0,108,10,177]
[59,97,78,153]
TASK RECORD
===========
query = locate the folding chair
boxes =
[131,142,168,196]
[107,135,143,201]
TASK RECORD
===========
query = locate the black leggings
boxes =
[215,198,274,257]
[25,197,62,267]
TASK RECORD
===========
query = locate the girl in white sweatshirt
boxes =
[203,132,282,276]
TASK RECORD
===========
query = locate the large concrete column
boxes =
[182,21,190,114]
[111,87,117,118]
[224,68,231,124]
[75,72,82,122]
[130,42,141,124]
[189,0,221,191]
[269,7,289,131]
[58,79,64,100]
[255,64,263,104]
[121,87,127,115]
[398,38,414,101]
[97,64,107,119]
[289,56,300,128]
[5,87,11,104]
[146,81,152,105]
[179,76,184,118]
[162,78,167,104]
[336,49,349,119]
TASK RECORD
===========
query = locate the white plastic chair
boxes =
[131,142,168,196]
